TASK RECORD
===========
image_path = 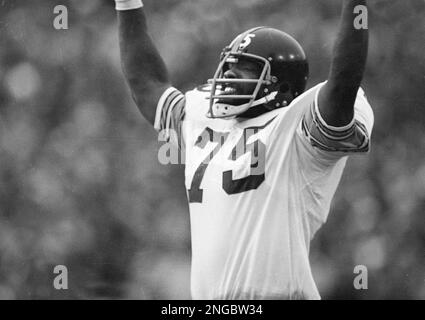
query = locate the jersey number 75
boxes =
[188,117,275,203]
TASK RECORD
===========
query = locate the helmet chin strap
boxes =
[207,91,278,119]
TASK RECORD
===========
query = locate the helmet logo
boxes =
[238,34,255,50]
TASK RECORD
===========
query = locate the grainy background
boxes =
[0,0,424,299]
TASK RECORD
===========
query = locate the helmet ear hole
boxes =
[279,83,290,93]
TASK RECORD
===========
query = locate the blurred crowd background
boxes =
[0,0,424,299]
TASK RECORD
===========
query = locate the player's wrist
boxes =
[115,0,143,11]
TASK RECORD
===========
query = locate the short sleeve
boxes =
[299,86,374,160]
[154,87,186,149]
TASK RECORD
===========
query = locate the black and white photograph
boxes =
[0,0,424,306]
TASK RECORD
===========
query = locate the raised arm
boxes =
[318,0,369,127]
[117,0,170,125]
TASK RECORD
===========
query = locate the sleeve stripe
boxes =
[160,90,183,129]
[301,100,371,153]
[154,87,179,131]
[166,94,185,134]
[355,121,369,150]
[309,105,356,141]
[301,120,336,152]
[314,121,354,141]
[306,128,369,153]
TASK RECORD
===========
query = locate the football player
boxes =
[116,0,374,299]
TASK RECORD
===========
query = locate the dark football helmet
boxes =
[207,27,309,118]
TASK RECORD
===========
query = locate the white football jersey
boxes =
[154,82,374,300]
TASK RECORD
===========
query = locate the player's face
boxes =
[218,57,263,106]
